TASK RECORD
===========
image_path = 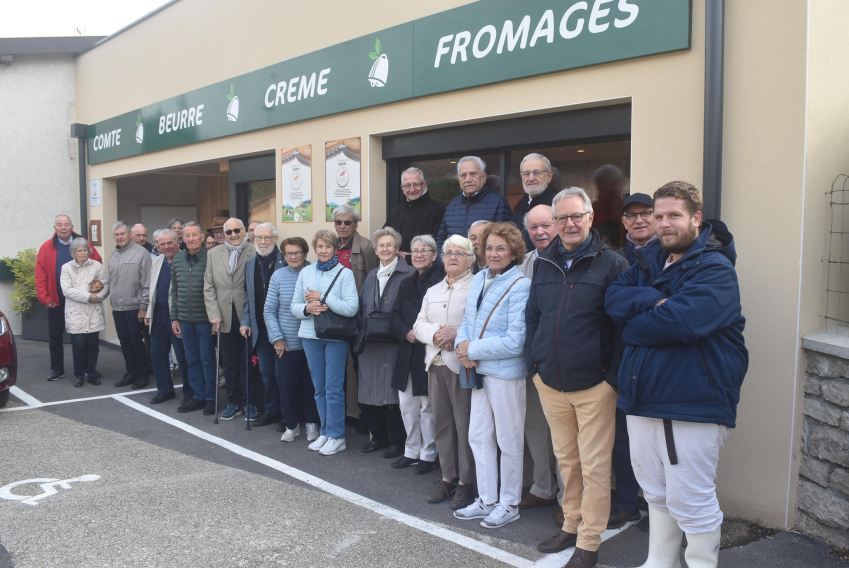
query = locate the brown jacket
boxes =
[348,232,379,294]
[203,242,256,333]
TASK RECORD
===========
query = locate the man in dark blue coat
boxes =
[435,156,511,250]
[605,181,748,568]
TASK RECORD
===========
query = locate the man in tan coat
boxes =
[204,218,256,421]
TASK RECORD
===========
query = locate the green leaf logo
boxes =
[227,83,235,101]
[369,37,382,60]
[135,113,141,127]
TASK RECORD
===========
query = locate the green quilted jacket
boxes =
[170,246,210,323]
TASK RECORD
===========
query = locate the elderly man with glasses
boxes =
[384,167,446,263]
[616,193,658,264]
[239,222,287,427]
[332,204,379,294]
[511,153,559,251]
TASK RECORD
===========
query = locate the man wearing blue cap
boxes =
[616,193,658,265]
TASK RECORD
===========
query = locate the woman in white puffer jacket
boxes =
[60,238,109,387]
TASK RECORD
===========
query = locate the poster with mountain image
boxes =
[325,138,361,221]
[281,145,312,222]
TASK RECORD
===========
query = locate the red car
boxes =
[0,310,17,407]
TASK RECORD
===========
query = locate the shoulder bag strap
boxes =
[319,268,344,304]
[478,277,523,339]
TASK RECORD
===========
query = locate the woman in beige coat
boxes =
[60,238,109,387]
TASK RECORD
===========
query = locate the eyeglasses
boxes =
[554,212,591,226]
[255,235,275,242]
[410,248,434,256]
[224,228,242,236]
[527,222,555,232]
[484,245,510,254]
[401,182,424,190]
[334,220,354,226]
[519,169,549,178]
[623,209,654,221]
[376,243,396,250]
[443,251,467,259]
[284,251,304,258]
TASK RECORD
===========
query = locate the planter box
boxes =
[21,303,70,343]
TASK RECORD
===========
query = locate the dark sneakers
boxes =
[427,480,456,504]
[131,376,150,390]
[74,375,84,388]
[607,507,641,529]
[361,440,388,454]
[252,413,282,427]
[413,459,436,475]
[150,392,176,404]
[382,446,404,459]
[537,531,578,553]
[519,492,559,509]
[276,421,287,433]
[450,484,475,510]
[47,371,65,381]
[177,398,206,413]
[203,401,215,416]
[87,371,102,385]
[114,374,135,388]
[392,456,418,469]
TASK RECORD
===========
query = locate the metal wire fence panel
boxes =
[824,174,849,329]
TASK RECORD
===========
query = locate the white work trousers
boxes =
[399,376,437,461]
[627,415,729,533]
[469,376,526,507]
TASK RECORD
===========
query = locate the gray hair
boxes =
[401,167,426,183]
[69,237,91,255]
[55,214,73,225]
[523,204,554,228]
[255,222,278,238]
[468,220,493,237]
[410,234,437,253]
[332,203,360,222]
[457,156,486,175]
[152,229,163,243]
[442,235,475,257]
[371,227,402,249]
[519,153,552,172]
[112,221,131,233]
[552,187,593,214]
[167,218,184,229]
[224,218,245,230]
[182,221,204,234]
[158,228,177,242]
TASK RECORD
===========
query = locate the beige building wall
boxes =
[72,0,836,528]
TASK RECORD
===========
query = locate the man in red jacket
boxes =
[35,214,102,381]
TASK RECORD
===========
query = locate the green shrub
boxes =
[1,248,38,317]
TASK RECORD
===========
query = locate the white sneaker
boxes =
[308,435,328,451]
[305,423,320,441]
[481,503,520,529]
[319,438,346,455]
[453,498,495,520]
[280,425,301,442]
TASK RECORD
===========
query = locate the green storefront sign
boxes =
[87,0,690,165]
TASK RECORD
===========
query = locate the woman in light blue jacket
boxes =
[265,237,320,444]
[454,223,530,529]
[292,230,358,456]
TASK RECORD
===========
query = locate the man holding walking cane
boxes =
[204,218,257,421]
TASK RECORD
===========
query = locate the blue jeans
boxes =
[180,321,217,402]
[150,308,190,396]
[255,327,281,416]
[613,407,640,510]
[303,338,348,439]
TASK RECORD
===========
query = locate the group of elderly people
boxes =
[36,151,745,568]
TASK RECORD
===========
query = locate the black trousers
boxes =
[113,310,149,378]
[276,349,319,426]
[70,332,99,378]
[219,306,259,406]
[363,404,406,447]
[47,301,65,373]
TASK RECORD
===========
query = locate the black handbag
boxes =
[314,268,359,340]
[352,275,399,354]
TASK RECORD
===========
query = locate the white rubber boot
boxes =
[683,527,721,568]
[637,506,683,568]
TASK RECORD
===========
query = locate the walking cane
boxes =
[214,329,220,425]
[245,335,252,431]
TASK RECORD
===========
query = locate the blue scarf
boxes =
[557,235,593,271]
[316,254,339,272]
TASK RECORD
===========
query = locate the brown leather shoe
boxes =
[564,547,598,567]
[555,508,565,527]
[536,531,577,553]
[519,492,558,509]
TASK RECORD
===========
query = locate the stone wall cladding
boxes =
[798,350,849,547]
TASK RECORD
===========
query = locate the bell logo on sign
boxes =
[368,38,389,88]
[226,83,240,121]
[134,113,144,144]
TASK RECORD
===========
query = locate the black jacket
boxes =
[390,261,445,396]
[384,192,446,256]
[525,230,629,392]
[511,186,557,251]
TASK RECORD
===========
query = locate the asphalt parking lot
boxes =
[1,339,845,568]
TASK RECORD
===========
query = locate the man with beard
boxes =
[605,182,747,568]
[512,153,558,251]
[240,223,287,427]
[204,218,257,421]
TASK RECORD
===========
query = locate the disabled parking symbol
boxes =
[0,475,101,506]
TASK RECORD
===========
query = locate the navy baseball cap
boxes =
[622,193,653,213]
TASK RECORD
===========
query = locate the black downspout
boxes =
[70,123,89,231]
[703,0,725,220]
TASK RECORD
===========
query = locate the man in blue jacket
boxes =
[525,187,629,567]
[436,156,512,250]
[605,182,748,568]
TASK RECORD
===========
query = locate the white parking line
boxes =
[113,394,639,567]
[9,386,43,407]
[0,386,174,412]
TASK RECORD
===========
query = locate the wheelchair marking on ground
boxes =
[0,475,101,506]
[113,394,637,567]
